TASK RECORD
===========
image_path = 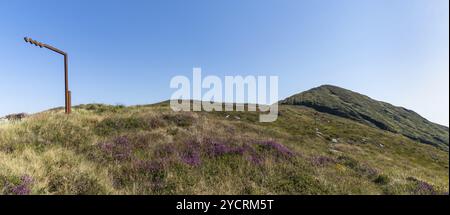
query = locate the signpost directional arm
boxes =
[24,37,71,114]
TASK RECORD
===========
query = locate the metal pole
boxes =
[64,54,70,114]
[24,37,71,114]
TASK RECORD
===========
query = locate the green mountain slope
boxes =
[281,85,449,150]
[0,98,448,195]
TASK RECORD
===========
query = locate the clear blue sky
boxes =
[0,0,448,126]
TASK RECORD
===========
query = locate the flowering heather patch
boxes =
[406,177,437,195]
[254,140,294,158]
[414,180,436,195]
[98,136,133,161]
[147,161,165,174]
[237,143,262,165]
[311,156,336,167]
[9,175,34,195]
[180,140,202,166]
[133,159,165,174]
[181,151,201,166]
[200,138,294,165]
[248,152,264,165]
[1,94,449,195]
[203,138,245,157]
[203,139,263,165]
[154,144,177,157]
[358,164,379,178]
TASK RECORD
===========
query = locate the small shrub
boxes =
[3,175,34,195]
[180,140,201,166]
[203,138,245,157]
[254,140,294,158]
[337,155,359,169]
[134,159,166,175]
[97,136,133,161]
[47,172,105,195]
[311,156,336,167]
[134,159,168,190]
[406,177,437,195]
[95,114,166,136]
[157,143,176,154]
[373,174,390,185]
[181,150,201,166]
[240,143,264,165]
[248,152,264,165]
[95,116,145,135]
[174,138,292,167]
[357,164,379,179]
[148,117,166,129]
[414,181,436,195]
[163,113,195,127]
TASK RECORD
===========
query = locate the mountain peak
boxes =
[281,85,449,150]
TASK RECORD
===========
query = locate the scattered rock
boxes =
[331,138,338,143]
[234,116,240,120]
[315,129,323,137]
[329,149,342,155]
[379,144,384,148]
[315,128,321,133]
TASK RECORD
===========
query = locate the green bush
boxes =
[373,174,390,185]
[163,113,195,127]
[47,172,105,195]
[95,115,166,136]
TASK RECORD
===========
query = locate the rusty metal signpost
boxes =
[24,37,71,114]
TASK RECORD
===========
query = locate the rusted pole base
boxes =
[66,91,72,114]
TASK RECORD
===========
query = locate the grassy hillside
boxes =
[0,102,448,195]
[281,85,449,150]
